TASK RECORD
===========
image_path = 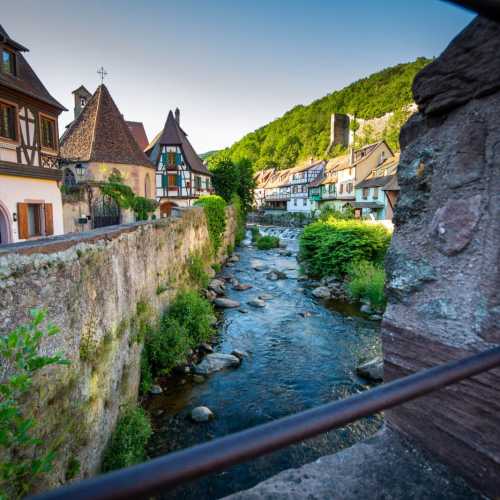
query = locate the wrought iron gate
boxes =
[92,196,120,229]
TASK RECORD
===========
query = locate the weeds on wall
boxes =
[101,406,152,472]
[193,195,227,253]
[231,194,247,246]
[0,310,70,499]
[187,252,209,289]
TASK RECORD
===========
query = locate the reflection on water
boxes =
[145,226,382,499]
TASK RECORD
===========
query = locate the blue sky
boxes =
[3,1,474,153]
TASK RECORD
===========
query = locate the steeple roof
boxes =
[60,84,154,168]
[0,25,66,111]
[146,110,210,175]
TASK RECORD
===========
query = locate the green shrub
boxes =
[187,252,209,289]
[231,193,247,246]
[347,260,387,310]
[318,205,354,221]
[256,235,280,250]
[250,226,261,243]
[299,218,390,278]
[211,263,221,273]
[144,291,215,377]
[194,195,227,253]
[102,406,152,472]
[0,310,69,498]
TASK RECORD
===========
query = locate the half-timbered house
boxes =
[0,25,66,244]
[145,109,212,216]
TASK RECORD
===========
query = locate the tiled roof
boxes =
[60,84,154,168]
[0,25,66,111]
[126,121,149,151]
[146,111,209,175]
[382,175,399,191]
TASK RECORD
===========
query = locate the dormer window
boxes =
[2,49,16,75]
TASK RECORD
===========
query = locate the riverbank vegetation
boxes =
[102,406,152,472]
[299,217,390,310]
[250,226,280,250]
[0,310,69,499]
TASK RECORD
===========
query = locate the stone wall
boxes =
[0,206,236,491]
[382,17,500,498]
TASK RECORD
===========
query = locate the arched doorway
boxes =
[160,201,177,217]
[0,201,13,245]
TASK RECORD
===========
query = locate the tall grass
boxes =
[347,260,386,310]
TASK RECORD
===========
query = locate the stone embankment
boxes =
[0,207,236,490]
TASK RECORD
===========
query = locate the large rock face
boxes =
[383,16,500,498]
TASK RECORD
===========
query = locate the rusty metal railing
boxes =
[31,346,500,500]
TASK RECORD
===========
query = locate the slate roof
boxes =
[0,25,66,111]
[126,121,149,151]
[356,174,396,189]
[145,110,210,175]
[60,84,154,168]
[382,175,400,191]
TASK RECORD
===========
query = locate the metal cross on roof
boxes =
[97,66,107,84]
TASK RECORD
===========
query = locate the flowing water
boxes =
[145,226,382,499]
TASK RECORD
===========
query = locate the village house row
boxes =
[0,25,212,244]
[254,113,400,223]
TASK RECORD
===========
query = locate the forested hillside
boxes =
[224,57,430,171]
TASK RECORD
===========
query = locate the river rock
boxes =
[190,406,214,422]
[214,298,240,309]
[312,286,331,299]
[228,254,240,262]
[199,343,214,353]
[233,283,253,291]
[193,374,206,384]
[238,308,248,314]
[209,279,226,296]
[369,314,383,321]
[278,249,293,257]
[193,353,241,375]
[231,349,247,360]
[356,357,384,382]
[266,269,287,281]
[300,311,315,318]
[248,298,266,308]
[360,303,374,315]
[149,384,163,395]
[251,260,267,271]
[204,290,217,302]
[258,293,273,301]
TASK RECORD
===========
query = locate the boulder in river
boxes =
[231,349,248,360]
[190,406,214,422]
[192,374,206,384]
[233,283,253,291]
[149,384,163,395]
[360,303,374,315]
[311,286,331,299]
[199,343,214,354]
[228,254,240,262]
[248,298,266,308]
[251,260,267,271]
[266,269,287,281]
[258,293,273,301]
[278,249,293,257]
[356,357,384,382]
[214,298,240,309]
[238,308,249,314]
[204,290,217,302]
[209,279,226,296]
[194,353,241,375]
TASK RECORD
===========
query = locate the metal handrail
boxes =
[31,346,500,500]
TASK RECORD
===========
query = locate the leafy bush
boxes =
[143,291,215,377]
[347,260,386,310]
[194,195,227,253]
[318,205,354,221]
[256,235,280,250]
[250,226,261,243]
[187,253,209,289]
[102,406,152,472]
[131,196,157,221]
[0,310,69,498]
[299,219,390,278]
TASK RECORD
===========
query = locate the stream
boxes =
[145,226,383,499]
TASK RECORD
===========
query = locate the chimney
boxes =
[175,107,180,125]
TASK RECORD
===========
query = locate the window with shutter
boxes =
[17,203,28,240]
[44,203,54,236]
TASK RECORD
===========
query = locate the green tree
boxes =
[235,157,255,213]
[208,152,239,202]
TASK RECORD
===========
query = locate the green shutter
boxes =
[175,152,182,165]
[161,153,167,165]
[161,174,167,188]
[176,174,182,187]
